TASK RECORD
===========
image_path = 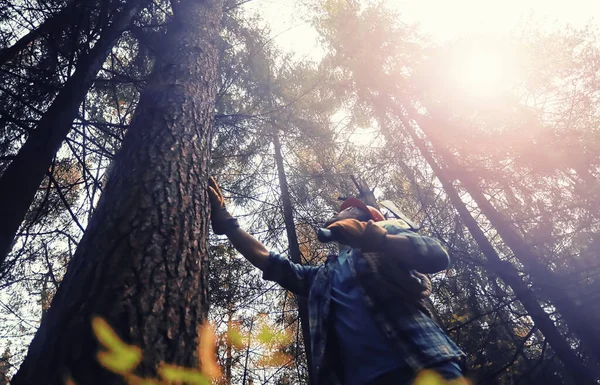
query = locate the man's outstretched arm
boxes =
[225,226,270,270]
[208,177,318,297]
[326,219,450,274]
[383,232,449,273]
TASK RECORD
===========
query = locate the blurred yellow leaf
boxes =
[412,370,471,385]
[227,321,246,350]
[65,375,76,385]
[275,329,293,347]
[97,351,141,375]
[257,323,277,345]
[124,374,162,385]
[90,317,233,385]
[92,317,142,375]
[256,322,293,348]
[198,323,221,379]
[413,370,446,385]
[159,363,210,385]
[449,376,471,385]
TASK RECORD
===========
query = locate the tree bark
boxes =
[395,111,599,384]
[0,0,146,269]
[11,0,224,384]
[272,127,314,384]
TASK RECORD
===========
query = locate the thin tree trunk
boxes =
[224,270,234,385]
[225,316,233,384]
[411,109,600,362]
[395,112,599,384]
[11,0,224,384]
[0,0,146,268]
[242,317,255,385]
[272,127,314,384]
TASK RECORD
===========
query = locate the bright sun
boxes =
[457,52,508,96]
[446,40,523,102]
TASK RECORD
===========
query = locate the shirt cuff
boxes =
[261,251,283,281]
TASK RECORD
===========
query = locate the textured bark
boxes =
[0,0,145,268]
[11,0,224,384]
[396,112,598,384]
[272,128,314,384]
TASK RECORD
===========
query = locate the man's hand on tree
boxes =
[208,177,239,235]
[208,177,269,269]
[325,219,387,252]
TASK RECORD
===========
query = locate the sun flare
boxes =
[441,41,522,102]
[458,52,507,95]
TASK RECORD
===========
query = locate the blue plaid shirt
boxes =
[262,221,465,385]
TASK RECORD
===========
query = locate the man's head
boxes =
[324,197,385,227]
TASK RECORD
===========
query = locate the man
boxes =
[208,177,466,385]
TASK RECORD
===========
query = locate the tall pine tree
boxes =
[11,0,224,383]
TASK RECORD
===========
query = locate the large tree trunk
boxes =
[0,0,146,268]
[395,111,599,384]
[272,128,314,384]
[410,108,600,362]
[11,0,224,384]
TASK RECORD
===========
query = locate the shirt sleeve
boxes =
[261,251,321,297]
[403,231,450,273]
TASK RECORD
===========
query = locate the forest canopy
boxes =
[0,0,599,384]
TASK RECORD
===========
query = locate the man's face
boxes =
[324,206,371,227]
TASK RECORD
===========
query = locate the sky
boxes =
[242,0,599,147]
[244,0,599,60]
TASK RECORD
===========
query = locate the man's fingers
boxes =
[208,186,224,208]
[208,186,218,199]
[208,176,221,194]
[208,177,225,199]
[208,186,221,201]
[209,176,224,195]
